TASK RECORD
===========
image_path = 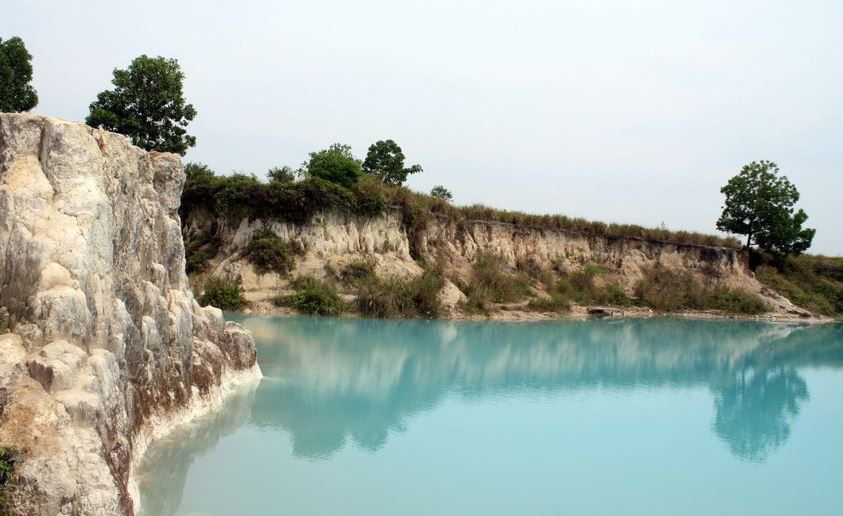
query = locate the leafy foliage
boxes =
[267,166,296,184]
[86,55,197,155]
[291,277,346,316]
[362,139,422,186]
[430,185,453,201]
[462,253,531,312]
[716,161,815,255]
[0,36,38,112]
[198,276,245,310]
[245,227,300,275]
[0,445,19,513]
[302,143,362,188]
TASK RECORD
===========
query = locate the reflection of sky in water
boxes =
[137,319,843,516]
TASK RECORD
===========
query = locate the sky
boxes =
[6,0,842,254]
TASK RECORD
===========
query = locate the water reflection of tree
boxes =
[713,367,808,462]
[238,318,843,463]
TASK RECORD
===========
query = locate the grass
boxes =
[355,268,445,318]
[635,265,768,314]
[198,276,246,310]
[245,227,300,275]
[0,446,19,513]
[290,277,346,316]
[753,253,843,317]
[181,168,741,254]
[461,253,532,313]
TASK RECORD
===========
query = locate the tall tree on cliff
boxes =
[0,36,38,112]
[716,160,815,255]
[86,55,196,155]
[362,139,422,186]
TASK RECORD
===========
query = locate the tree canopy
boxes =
[86,55,197,155]
[362,139,422,186]
[268,166,296,184]
[0,36,38,112]
[430,185,452,201]
[303,144,362,188]
[716,160,815,255]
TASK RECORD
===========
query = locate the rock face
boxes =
[185,207,810,318]
[0,113,260,515]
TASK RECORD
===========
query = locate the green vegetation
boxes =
[362,139,422,186]
[302,143,362,188]
[717,160,815,255]
[356,268,445,318]
[0,36,38,112]
[290,277,346,316]
[635,265,767,314]
[462,253,531,312]
[86,55,196,155]
[754,253,843,317]
[181,165,740,252]
[430,185,453,201]
[245,227,300,275]
[184,230,220,274]
[267,166,296,184]
[198,276,245,310]
[0,445,19,512]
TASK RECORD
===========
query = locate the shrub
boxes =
[355,268,444,318]
[291,277,346,316]
[526,293,571,312]
[198,276,245,310]
[462,254,531,312]
[635,265,768,314]
[352,175,388,217]
[184,230,220,274]
[0,445,19,512]
[303,144,362,188]
[245,227,299,275]
[339,259,376,285]
[753,252,843,317]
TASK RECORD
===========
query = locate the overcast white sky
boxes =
[7,0,842,254]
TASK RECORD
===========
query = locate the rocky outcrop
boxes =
[0,114,260,515]
[185,205,811,319]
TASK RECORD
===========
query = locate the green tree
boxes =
[716,160,815,255]
[0,36,38,112]
[362,139,422,186]
[86,55,196,155]
[430,185,452,201]
[184,162,216,183]
[303,144,362,188]
[268,165,296,184]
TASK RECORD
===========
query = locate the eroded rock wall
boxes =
[0,113,259,515]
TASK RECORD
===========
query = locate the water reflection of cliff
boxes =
[240,317,843,463]
[135,384,258,516]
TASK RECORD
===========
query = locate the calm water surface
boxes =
[137,318,843,516]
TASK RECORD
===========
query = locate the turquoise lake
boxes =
[136,317,843,516]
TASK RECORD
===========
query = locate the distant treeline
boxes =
[181,164,741,250]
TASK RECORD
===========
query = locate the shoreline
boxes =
[127,363,263,513]
[236,300,837,325]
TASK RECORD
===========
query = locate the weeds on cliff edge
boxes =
[245,227,301,276]
[180,166,741,250]
[198,276,246,310]
[290,277,346,316]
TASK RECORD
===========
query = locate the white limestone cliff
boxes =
[0,113,260,515]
